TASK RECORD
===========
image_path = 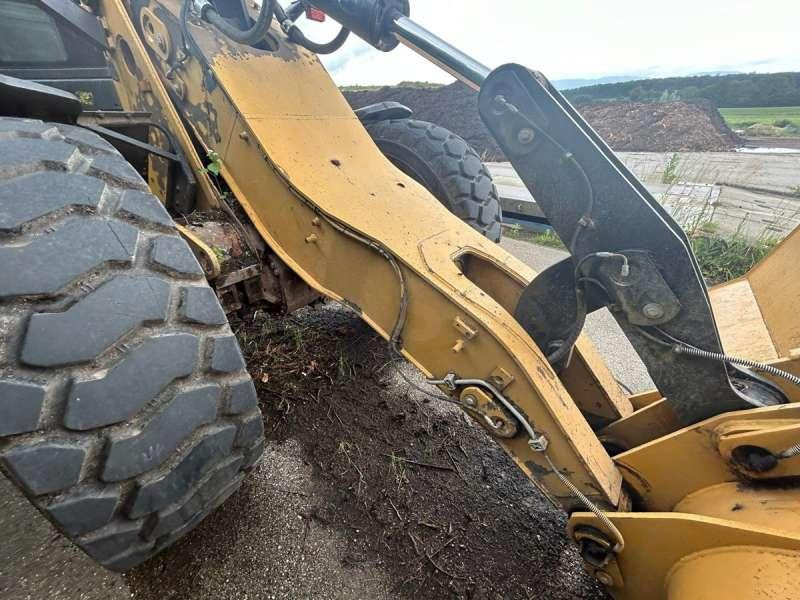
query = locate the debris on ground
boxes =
[344,82,740,158]
[127,304,607,600]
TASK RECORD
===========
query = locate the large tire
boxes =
[366,118,503,242]
[0,117,265,570]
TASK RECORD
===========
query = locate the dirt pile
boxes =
[344,83,740,157]
[578,99,740,152]
[240,305,607,599]
[129,304,607,600]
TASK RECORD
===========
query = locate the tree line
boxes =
[564,72,800,107]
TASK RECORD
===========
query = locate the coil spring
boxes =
[780,443,800,459]
[674,345,800,388]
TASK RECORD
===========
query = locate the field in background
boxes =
[720,106,800,129]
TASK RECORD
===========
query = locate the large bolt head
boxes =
[642,302,665,320]
[517,128,536,144]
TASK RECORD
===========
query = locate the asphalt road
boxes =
[0,236,650,600]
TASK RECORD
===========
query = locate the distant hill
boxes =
[564,72,800,107]
[553,76,640,90]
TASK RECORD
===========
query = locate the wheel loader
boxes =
[0,1,799,597]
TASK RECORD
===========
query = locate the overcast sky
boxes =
[311,0,797,86]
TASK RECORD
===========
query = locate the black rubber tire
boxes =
[0,117,265,571]
[366,118,503,242]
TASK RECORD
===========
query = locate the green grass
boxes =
[509,219,780,286]
[689,231,779,285]
[504,223,566,249]
[661,153,680,185]
[719,106,800,130]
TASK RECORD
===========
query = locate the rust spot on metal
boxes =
[525,460,550,478]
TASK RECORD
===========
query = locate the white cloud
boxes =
[310,0,797,85]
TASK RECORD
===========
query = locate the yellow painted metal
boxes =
[599,398,681,451]
[675,483,800,533]
[709,226,800,402]
[118,2,637,509]
[715,419,800,479]
[96,0,800,596]
[746,227,800,357]
[616,403,800,511]
[666,546,800,600]
[175,223,222,279]
[98,0,219,208]
[568,512,800,599]
[627,389,662,410]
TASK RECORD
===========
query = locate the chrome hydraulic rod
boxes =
[298,1,489,89]
[388,15,490,91]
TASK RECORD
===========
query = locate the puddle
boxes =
[737,147,800,154]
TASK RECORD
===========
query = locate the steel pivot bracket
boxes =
[477,64,783,424]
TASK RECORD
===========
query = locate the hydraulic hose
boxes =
[200,0,275,46]
[289,25,350,54]
[274,2,350,55]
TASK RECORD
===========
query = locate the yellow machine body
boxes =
[95,1,800,597]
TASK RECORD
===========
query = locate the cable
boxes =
[425,370,624,550]
[274,3,351,55]
[546,285,586,365]
[180,0,204,58]
[779,443,800,459]
[289,24,350,54]
[545,254,624,366]
[543,453,625,551]
[635,325,800,390]
[321,216,408,350]
[634,325,673,348]
[391,359,458,405]
[263,160,409,350]
[493,95,595,255]
[199,0,276,46]
[674,345,800,388]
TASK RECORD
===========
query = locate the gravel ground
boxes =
[1,236,647,600]
[0,476,129,600]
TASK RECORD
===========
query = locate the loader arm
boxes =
[102,0,628,509]
[96,0,800,597]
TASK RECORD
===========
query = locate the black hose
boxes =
[180,0,204,58]
[289,26,350,54]
[202,0,275,46]
[274,2,350,55]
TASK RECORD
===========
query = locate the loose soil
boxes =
[578,100,740,152]
[344,82,740,158]
[127,304,607,600]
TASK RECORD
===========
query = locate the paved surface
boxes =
[615,150,800,196]
[0,235,650,600]
[0,475,130,600]
[490,153,800,240]
[741,137,800,151]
